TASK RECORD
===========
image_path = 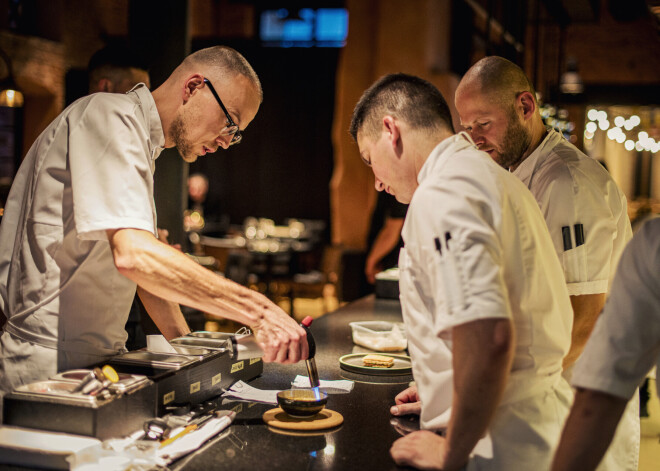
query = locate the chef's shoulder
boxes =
[66,89,144,129]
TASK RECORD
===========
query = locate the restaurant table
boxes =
[0,295,418,470]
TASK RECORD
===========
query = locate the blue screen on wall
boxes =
[259,8,348,47]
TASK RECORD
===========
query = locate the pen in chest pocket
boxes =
[433,231,464,312]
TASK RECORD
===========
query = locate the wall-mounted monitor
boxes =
[259,8,348,47]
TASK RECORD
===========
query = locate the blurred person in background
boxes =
[88,43,150,94]
[364,191,407,286]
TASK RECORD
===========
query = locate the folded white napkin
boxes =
[221,380,280,404]
[146,335,177,354]
[156,412,235,465]
[291,375,354,393]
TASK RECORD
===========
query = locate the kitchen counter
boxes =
[0,295,418,470]
[171,294,416,470]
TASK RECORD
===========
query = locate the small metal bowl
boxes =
[276,389,328,418]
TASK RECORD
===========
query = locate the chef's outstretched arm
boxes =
[390,318,514,470]
[551,388,627,471]
[106,228,308,363]
[137,286,191,340]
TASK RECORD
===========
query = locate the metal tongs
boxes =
[71,365,119,399]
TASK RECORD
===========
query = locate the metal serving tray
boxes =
[109,351,198,369]
[170,337,229,350]
[187,331,234,340]
[12,380,98,406]
[50,369,150,395]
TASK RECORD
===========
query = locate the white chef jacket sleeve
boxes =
[408,184,512,337]
[571,219,660,400]
[68,97,155,241]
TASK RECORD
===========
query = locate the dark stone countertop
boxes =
[0,295,419,470]
[171,294,418,471]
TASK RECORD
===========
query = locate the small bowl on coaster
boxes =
[276,389,328,418]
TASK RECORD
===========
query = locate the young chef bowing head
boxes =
[153,46,263,162]
[350,73,574,471]
[351,75,455,204]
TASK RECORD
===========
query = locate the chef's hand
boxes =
[252,303,309,364]
[391,385,422,416]
[365,257,382,285]
[391,431,460,471]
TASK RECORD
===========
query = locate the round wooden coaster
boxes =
[263,407,344,431]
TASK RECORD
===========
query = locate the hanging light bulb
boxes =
[0,48,24,108]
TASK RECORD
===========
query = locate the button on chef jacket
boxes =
[0,84,162,392]
[398,134,573,470]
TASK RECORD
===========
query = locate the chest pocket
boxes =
[400,243,468,320]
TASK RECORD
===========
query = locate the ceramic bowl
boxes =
[276,389,328,417]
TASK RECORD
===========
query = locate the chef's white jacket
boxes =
[573,218,660,400]
[0,84,162,394]
[399,134,573,470]
[512,129,632,296]
[512,129,638,471]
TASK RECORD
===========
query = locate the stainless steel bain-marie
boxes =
[2,331,262,438]
[108,331,263,414]
[3,372,154,439]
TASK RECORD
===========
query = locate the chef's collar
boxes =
[128,83,166,161]
[512,127,563,186]
[417,132,475,185]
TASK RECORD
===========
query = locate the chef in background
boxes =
[88,43,151,94]
[0,46,308,416]
[454,56,637,471]
[350,73,573,470]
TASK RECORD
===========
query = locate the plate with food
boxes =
[338,353,412,376]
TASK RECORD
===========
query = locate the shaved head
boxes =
[173,46,263,102]
[457,56,536,108]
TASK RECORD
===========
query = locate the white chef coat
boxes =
[512,129,632,295]
[512,129,638,471]
[0,84,163,396]
[572,218,660,400]
[399,133,573,470]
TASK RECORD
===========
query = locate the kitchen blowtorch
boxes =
[229,316,320,388]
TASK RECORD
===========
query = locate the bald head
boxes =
[455,56,547,171]
[457,56,536,108]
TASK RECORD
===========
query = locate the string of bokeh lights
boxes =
[584,109,659,153]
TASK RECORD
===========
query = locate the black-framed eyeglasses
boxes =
[203,78,242,145]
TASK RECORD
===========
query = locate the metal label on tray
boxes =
[212,373,222,386]
[231,361,244,373]
[249,357,261,365]
[190,381,201,394]
[163,391,175,404]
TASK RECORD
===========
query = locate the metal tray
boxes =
[187,331,234,340]
[13,380,98,405]
[109,351,197,369]
[50,369,150,394]
[171,337,229,350]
